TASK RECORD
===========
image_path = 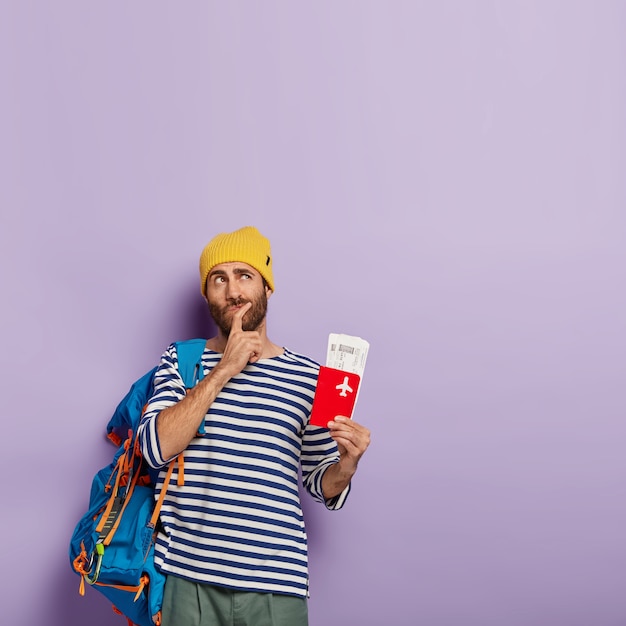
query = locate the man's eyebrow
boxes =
[208,266,256,278]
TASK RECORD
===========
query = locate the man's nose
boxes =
[225,280,241,300]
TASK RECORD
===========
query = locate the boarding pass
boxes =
[326,333,370,378]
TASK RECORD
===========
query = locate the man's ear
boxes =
[265,285,273,300]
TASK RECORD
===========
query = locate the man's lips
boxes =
[226,303,247,312]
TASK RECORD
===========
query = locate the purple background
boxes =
[1,2,625,625]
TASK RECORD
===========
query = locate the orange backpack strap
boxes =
[95,451,128,535]
[149,455,179,527]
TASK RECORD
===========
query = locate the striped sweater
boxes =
[138,344,350,598]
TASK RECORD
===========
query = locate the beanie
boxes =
[199,226,274,297]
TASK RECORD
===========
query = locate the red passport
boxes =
[309,366,361,428]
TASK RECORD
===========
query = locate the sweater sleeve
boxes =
[137,344,186,468]
[300,424,351,510]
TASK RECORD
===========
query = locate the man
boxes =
[138,226,370,626]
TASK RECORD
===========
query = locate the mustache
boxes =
[225,297,249,308]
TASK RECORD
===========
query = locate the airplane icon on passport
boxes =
[336,376,353,397]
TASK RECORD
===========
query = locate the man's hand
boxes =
[321,416,371,499]
[218,302,264,377]
[327,416,371,472]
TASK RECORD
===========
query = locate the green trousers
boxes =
[161,574,309,626]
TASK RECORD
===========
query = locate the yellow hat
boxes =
[199,226,274,297]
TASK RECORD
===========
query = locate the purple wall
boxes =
[2,2,625,625]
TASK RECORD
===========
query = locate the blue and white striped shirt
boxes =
[138,344,350,598]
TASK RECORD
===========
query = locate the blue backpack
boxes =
[69,339,207,626]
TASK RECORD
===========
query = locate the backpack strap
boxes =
[174,339,207,389]
[150,457,177,526]
[173,338,208,435]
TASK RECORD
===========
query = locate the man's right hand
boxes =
[218,302,264,377]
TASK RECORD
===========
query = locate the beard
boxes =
[208,289,268,337]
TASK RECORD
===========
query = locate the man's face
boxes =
[205,262,270,336]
